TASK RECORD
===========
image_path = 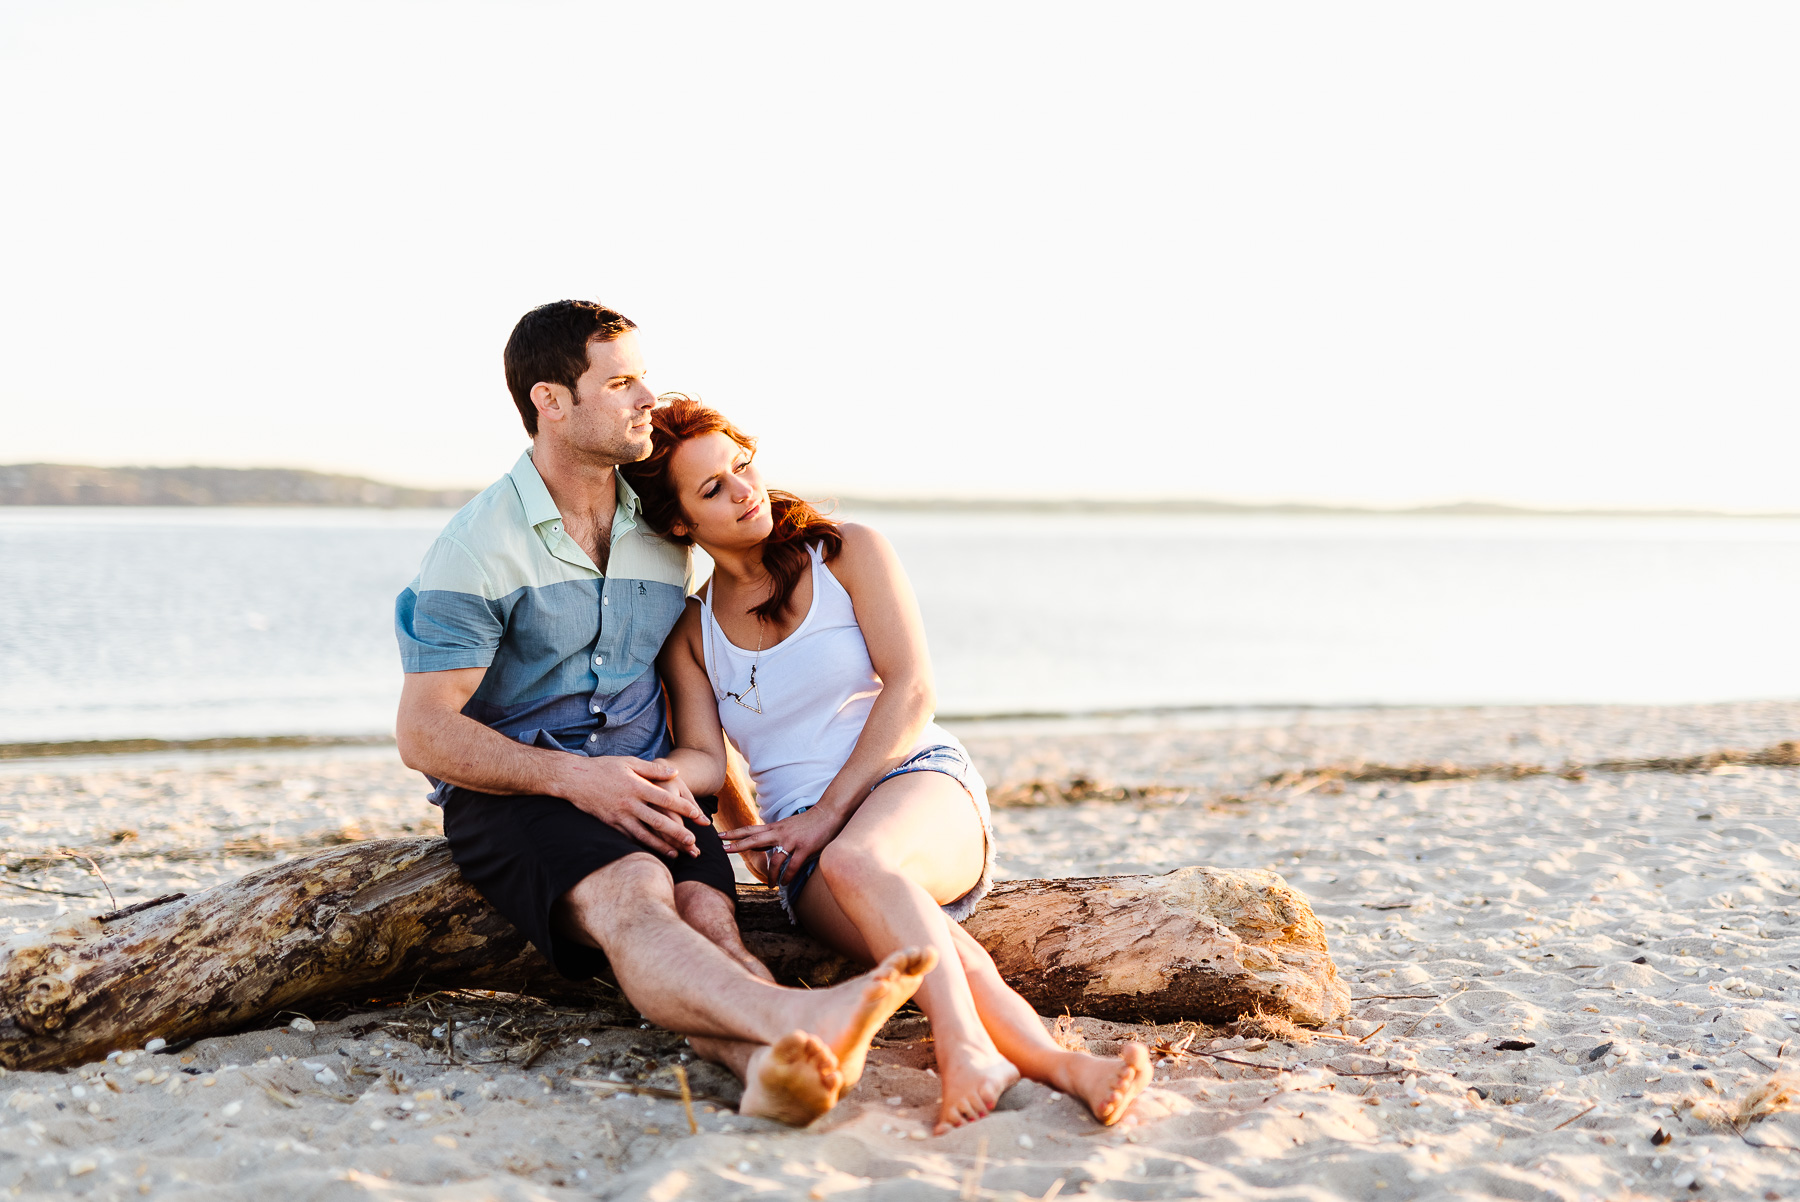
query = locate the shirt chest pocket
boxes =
[612,580,684,682]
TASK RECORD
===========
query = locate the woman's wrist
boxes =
[810,791,862,825]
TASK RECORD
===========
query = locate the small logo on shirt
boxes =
[638,582,647,595]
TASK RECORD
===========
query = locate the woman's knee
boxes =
[816,836,896,891]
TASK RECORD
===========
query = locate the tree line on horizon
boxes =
[1,462,1787,518]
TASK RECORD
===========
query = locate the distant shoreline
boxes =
[0,464,478,508]
[0,734,396,761]
[12,698,1800,761]
[3,463,1796,518]
[837,497,1800,520]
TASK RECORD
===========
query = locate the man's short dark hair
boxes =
[503,300,638,436]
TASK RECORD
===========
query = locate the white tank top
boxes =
[698,543,962,824]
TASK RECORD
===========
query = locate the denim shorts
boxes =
[776,743,995,925]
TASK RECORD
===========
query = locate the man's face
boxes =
[544,330,656,464]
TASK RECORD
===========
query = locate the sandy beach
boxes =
[5,700,1800,1200]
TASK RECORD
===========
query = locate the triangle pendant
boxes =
[727,682,763,715]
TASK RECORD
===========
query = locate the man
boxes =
[394,300,931,1123]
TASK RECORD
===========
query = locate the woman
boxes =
[624,396,1150,1134]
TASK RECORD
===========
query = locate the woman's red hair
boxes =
[622,394,842,623]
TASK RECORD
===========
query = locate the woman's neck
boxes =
[702,541,771,595]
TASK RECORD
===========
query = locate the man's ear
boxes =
[530,382,569,425]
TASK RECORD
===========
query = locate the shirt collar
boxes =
[613,470,643,531]
[511,447,643,539]
[508,449,562,529]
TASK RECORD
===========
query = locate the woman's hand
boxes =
[718,806,846,886]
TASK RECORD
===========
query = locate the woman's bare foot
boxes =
[806,946,938,1092]
[738,1031,843,1126]
[933,1043,1020,1135]
[1060,1043,1152,1126]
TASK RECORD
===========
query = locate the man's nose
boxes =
[631,381,656,409]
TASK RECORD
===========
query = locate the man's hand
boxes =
[554,755,710,858]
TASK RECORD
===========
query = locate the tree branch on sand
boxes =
[0,838,1349,1072]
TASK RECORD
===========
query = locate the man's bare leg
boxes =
[669,881,845,1123]
[674,880,774,981]
[555,854,934,1122]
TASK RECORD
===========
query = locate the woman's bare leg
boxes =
[797,772,1019,1134]
[799,874,1151,1127]
[946,924,1152,1125]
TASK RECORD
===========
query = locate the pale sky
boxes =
[2,2,1796,508]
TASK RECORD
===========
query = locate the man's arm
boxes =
[396,668,708,857]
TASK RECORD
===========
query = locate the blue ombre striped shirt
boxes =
[395,449,695,804]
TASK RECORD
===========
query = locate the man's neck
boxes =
[531,437,619,523]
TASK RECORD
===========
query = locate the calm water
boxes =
[2,507,1798,743]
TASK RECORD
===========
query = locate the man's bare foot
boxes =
[738,1031,843,1126]
[807,946,938,1092]
[1062,1042,1153,1126]
[933,1043,1020,1135]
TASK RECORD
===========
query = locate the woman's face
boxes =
[667,430,774,550]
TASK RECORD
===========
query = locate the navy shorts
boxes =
[442,787,736,980]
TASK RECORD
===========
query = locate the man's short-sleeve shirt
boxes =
[395,449,694,802]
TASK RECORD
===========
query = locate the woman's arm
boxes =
[809,523,937,814]
[716,740,773,883]
[656,600,729,799]
[718,523,937,879]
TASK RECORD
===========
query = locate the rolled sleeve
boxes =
[395,537,505,673]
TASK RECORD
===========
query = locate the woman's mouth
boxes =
[738,501,762,523]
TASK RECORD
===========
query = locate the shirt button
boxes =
[594,655,603,666]
[588,733,598,743]
[591,704,600,714]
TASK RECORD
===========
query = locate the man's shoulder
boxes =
[435,474,530,549]
[409,476,542,600]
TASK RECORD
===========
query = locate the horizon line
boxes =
[3,462,1799,520]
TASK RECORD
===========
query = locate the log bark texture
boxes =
[0,838,1348,1071]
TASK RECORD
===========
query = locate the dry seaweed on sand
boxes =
[1688,1074,1800,1131]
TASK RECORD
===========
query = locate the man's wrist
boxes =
[538,751,585,801]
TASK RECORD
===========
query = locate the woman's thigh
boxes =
[827,768,987,906]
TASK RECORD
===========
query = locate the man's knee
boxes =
[674,881,737,935]
[673,881,770,977]
[555,853,678,949]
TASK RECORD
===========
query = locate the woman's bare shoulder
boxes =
[826,522,904,589]
[664,595,708,657]
[830,521,895,559]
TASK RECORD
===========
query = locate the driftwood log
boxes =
[0,837,1349,1072]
